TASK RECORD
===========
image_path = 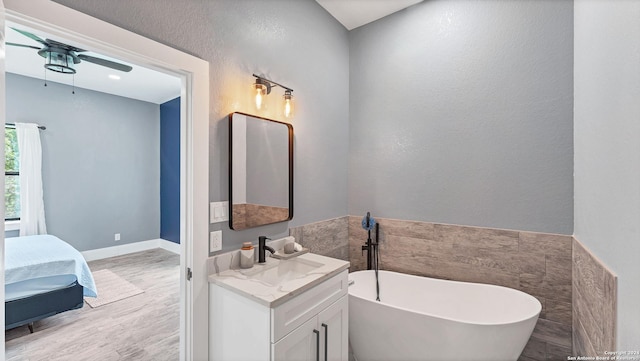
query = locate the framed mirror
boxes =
[229,112,293,230]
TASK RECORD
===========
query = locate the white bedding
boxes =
[5,235,98,299]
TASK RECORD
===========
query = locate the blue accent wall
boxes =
[160,97,181,244]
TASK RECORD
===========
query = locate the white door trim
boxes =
[1,0,7,353]
[2,1,210,359]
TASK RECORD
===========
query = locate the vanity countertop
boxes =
[208,252,350,308]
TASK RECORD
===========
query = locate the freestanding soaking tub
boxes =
[348,270,541,361]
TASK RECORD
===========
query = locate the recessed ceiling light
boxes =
[108,74,121,80]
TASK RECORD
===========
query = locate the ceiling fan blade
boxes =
[11,27,49,46]
[77,54,133,72]
[6,42,42,50]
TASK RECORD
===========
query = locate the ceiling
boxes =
[5,21,181,105]
[5,2,422,102]
[315,0,423,30]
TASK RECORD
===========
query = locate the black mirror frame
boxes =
[228,112,293,230]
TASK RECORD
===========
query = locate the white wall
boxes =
[574,0,640,350]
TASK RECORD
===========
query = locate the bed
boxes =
[5,234,97,332]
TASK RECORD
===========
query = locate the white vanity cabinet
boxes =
[273,295,348,361]
[209,269,349,361]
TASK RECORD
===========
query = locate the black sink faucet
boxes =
[258,236,275,263]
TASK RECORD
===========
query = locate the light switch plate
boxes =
[210,201,229,223]
[210,230,222,252]
[209,202,216,223]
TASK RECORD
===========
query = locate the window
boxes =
[5,126,20,220]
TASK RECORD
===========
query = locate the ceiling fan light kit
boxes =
[44,50,77,74]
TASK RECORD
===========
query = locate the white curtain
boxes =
[16,123,47,236]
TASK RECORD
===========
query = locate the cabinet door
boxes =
[318,296,348,361]
[273,316,321,361]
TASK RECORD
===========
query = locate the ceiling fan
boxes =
[6,27,133,75]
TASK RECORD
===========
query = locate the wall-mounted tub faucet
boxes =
[258,236,275,263]
[361,212,381,301]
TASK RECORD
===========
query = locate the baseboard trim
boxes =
[82,238,180,261]
[158,238,181,254]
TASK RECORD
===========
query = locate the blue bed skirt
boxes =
[5,281,84,330]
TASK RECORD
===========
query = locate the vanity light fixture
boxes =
[252,74,294,118]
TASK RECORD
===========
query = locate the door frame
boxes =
[1,1,210,359]
[1,0,7,351]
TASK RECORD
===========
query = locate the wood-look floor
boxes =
[5,248,180,361]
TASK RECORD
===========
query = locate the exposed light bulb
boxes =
[283,90,294,118]
[255,87,264,110]
[284,98,292,117]
[253,82,267,110]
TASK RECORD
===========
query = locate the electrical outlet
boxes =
[115,233,121,241]
[210,230,222,252]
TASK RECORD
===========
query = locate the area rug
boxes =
[84,269,144,308]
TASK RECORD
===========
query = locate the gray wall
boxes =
[574,0,640,350]
[6,73,160,252]
[246,116,289,208]
[348,0,574,234]
[53,0,351,252]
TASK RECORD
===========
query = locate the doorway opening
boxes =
[2,1,210,359]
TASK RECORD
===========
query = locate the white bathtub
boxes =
[348,270,541,361]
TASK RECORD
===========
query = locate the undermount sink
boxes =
[243,258,323,286]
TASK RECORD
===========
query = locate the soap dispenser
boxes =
[240,242,255,269]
